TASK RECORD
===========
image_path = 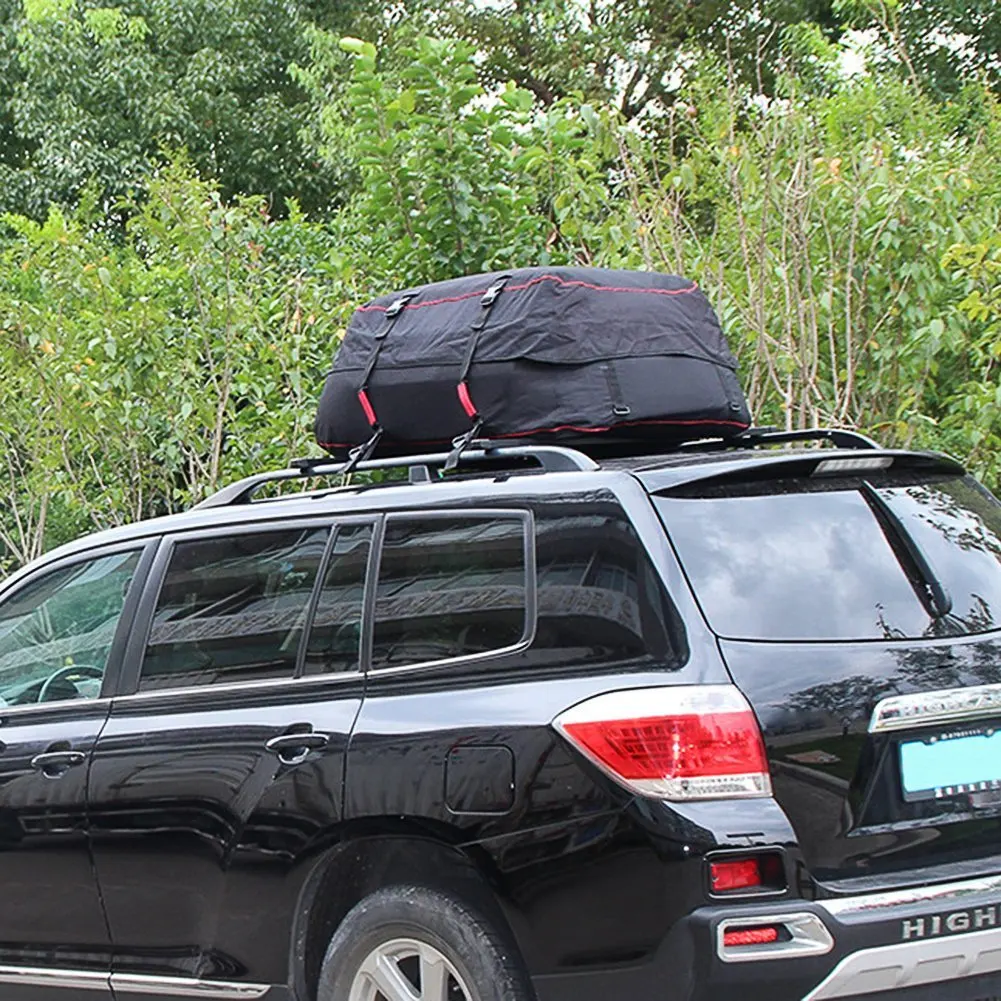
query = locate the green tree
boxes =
[837,0,1001,97]
[0,0,374,219]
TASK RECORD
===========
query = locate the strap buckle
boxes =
[375,294,415,338]
[480,277,510,309]
[340,427,383,480]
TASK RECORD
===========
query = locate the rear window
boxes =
[655,474,1001,641]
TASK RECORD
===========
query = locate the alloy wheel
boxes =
[348,937,472,1001]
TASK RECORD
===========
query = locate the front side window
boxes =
[0,549,142,705]
[371,514,530,670]
[139,527,328,691]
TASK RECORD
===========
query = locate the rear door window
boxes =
[655,474,1001,641]
[140,526,329,690]
[370,513,531,670]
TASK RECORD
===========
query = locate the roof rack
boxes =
[679,426,880,452]
[194,442,598,510]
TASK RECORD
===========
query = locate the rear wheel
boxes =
[317,885,533,1001]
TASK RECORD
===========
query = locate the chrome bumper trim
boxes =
[802,925,1001,1000]
[717,912,834,963]
[818,873,1001,921]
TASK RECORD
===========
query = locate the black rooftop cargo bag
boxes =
[315,266,751,459]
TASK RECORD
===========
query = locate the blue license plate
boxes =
[899,727,1001,802]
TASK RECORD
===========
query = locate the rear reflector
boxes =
[710,853,786,894]
[711,859,762,892]
[723,926,779,948]
[552,685,771,801]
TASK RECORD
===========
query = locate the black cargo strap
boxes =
[447,277,510,471]
[603,361,632,418]
[456,276,510,421]
[339,427,383,481]
[356,293,415,430]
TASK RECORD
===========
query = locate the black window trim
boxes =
[115,516,375,701]
[0,538,158,715]
[365,507,537,678]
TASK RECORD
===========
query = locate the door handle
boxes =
[265,732,330,763]
[31,750,86,777]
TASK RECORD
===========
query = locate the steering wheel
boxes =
[37,664,104,703]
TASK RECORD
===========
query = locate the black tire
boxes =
[317,885,534,1001]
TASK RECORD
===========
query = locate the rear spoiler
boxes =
[636,449,966,496]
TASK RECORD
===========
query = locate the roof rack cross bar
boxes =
[194,444,598,510]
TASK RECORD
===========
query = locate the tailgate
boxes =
[721,636,1001,883]
[651,458,1001,887]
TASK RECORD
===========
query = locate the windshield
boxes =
[655,474,1001,642]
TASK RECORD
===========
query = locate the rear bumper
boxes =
[532,873,1001,1001]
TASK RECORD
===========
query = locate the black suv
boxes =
[2,428,1001,1001]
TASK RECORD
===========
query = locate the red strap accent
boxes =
[457,381,478,419]
[357,388,378,427]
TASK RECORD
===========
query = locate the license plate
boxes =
[899,727,1001,802]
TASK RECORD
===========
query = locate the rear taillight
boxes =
[552,685,771,801]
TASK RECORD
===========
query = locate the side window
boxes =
[532,511,682,666]
[303,523,373,675]
[139,527,328,692]
[0,549,142,705]
[371,514,530,670]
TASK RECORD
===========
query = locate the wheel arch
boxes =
[289,821,532,1001]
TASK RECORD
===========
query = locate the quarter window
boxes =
[371,515,530,670]
[0,549,142,704]
[139,527,328,691]
[532,511,681,666]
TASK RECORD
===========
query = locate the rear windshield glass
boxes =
[655,474,1001,641]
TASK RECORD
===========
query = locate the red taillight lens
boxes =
[710,858,762,892]
[722,926,779,948]
[553,686,771,801]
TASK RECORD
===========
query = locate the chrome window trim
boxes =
[0,696,114,720]
[366,508,538,677]
[870,682,1001,733]
[110,669,365,706]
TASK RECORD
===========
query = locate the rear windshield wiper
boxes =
[860,480,953,620]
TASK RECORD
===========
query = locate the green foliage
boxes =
[2,6,1001,572]
[0,0,374,219]
[417,0,841,118]
[837,0,1001,97]
[0,164,347,571]
[939,237,1001,483]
